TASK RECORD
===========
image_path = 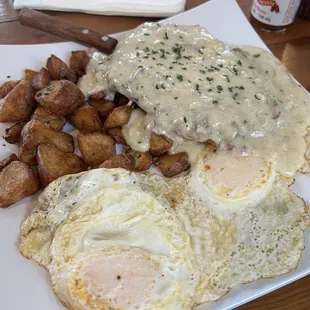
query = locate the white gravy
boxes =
[79,23,310,176]
[122,109,152,152]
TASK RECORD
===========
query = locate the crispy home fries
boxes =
[1,23,310,310]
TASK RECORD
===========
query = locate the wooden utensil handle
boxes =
[19,8,118,54]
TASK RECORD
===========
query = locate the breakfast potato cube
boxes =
[123,148,152,172]
[70,50,90,78]
[107,127,126,144]
[46,54,77,83]
[24,69,38,81]
[0,161,39,208]
[89,99,116,119]
[154,152,190,177]
[0,80,36,122]
[67,104,102,133]
[35,80,84,116]
[103,106,131,129]
[149,133,173,156]
[0,80,20,99]
[31,107,66,131]
[99,154,133,170]
[20,120,74,165]
[31,68,52,92]
[0,154,19,172]
[37,144,87,187]
[114,93,129,107]
[3,122,26,144]
[77,132,115,167]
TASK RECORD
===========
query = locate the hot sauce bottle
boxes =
[251,0,302,31]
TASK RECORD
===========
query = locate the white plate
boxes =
[0,0,309,309]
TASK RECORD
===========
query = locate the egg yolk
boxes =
[70,252,161,310]
[195,150,275,203]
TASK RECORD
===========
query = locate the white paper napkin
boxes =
[14,0,186,17]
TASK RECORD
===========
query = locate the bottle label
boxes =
[251,0,301,26]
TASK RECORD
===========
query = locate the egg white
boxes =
[19,162,309,308]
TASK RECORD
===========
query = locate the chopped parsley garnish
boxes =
[223,75,230,82]
[199,69,206,74]
[136,52,140,56]
[239,86,245,90]
[213,100,218,104]
[161,84,165,89]
[218,64,223,68]
[169,66,173,69]
[155,84,160,89]
[182,67,187,70]
[174,97,178,100]
[253,53,261,58]
[177,74,183,81]
[144,47,150,52]
[206,77,214,82]
[248,66,255,69]
[233,92,238,100]
[237,60,242,66]
[211,65,220,71]
[255,94,261,100]
[195,84,200,91]
[232,67,238,75]
[144,33,150,36]
[164,32,169,40]
[183,116,187,123]
[217,85,223,92]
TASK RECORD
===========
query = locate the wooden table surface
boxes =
[1,0,310,309]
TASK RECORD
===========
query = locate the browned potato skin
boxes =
[35,80,84,116]
[114,93,129,107]
[0,161,39,208]
[0,80,36,122]
[89,99,116,119]
[99,154,133,170]
[32,107,66,131]
[154,152,190,177]
[103,106,132,129]
[77,132,115,167]
[3,122,26,144]
[20,120,74,165]
[0,81,20,99]
[37,144,87,188]
[46,54,77,83]
[107,127,126,144]
[124,148,152,172]
[24,69,38,81]
[31,68,52,92]
[150,133,173,157]
[67,104,102,133]
[0,154,19,172]
[89,91,106,100]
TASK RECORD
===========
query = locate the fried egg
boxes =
[175,146,310,303]
[19,169,197,310]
